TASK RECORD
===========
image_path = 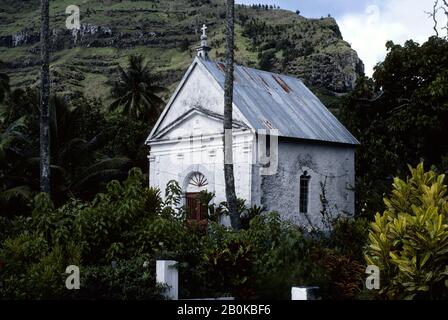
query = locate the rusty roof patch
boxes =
[216,62,226,73]
[216,62,238,82]
[272,75,292,93]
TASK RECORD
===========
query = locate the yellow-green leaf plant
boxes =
[366,163,448,299]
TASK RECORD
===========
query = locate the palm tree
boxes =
[0,117,28,165]
[0,61,10,103]
[0,93,132,212]
[39,0,51,194]
[109,55,165,124]
[0,116,33,215]
[49,96,131,200]
[223,0,240,230]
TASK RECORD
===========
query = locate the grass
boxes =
[81,72,110,101]
[0,47,33,62]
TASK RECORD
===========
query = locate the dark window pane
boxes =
[300,174,310,214]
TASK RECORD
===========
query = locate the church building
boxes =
[145,25,359,228]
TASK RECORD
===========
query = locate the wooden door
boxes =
[185,192,206,220]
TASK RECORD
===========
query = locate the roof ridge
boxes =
[201,58,306,84]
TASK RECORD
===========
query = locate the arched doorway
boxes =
[185,172,209,221]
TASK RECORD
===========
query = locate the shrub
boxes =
[308,247,364,300]
[245,213,310,299]
[73,256,166,300]
[366,163,448,299]
[242,212,367,300]
[0,168,371,300]
[0,235,81,299]
[0,168,171,299]
[202,237,255,299]
[328,217,370,259]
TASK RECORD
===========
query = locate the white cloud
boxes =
[338,0,445,76]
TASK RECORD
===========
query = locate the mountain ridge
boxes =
[0,0,364,110]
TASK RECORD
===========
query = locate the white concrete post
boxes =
[156,260,178,300]
[291,287,319,300]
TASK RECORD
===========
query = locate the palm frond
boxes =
[0,71,10,103]
[148,85,167,94]
[70,157,131,191]
[72,168,129,193]
[0,185,32,204]
[76,156,130,179]
[0,116,29,163]
[107,54,166,121]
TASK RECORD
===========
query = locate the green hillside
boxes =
[0,0,364,110]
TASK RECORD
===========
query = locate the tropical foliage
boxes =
[109,55,165,124]
[0,61,9,103]
[366,164,448,299]
[340,36,448,216]
[0,82,151,215]
[0,169,168,299]
[0,168,368,300]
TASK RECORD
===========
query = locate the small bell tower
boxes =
[197,24,211,60]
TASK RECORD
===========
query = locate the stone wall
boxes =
[259,138,355,229]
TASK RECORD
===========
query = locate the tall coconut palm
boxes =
[49,95,132,200]
[0,116,33,215]
[39,0,51,194]
[1,92,132,212]
[0,61,9,103]
[109,55,165,124]
[0,117,28,167]
[223,0,240,230]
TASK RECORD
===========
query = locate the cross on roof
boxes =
[201,24,207,37]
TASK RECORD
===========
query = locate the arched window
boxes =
[300,171,310,214]
[188,172,208,188]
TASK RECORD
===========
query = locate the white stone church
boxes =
[145,26,359,228]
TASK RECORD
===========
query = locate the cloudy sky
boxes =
[236,0,445,76]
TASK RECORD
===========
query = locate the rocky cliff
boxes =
[0,0,364,107]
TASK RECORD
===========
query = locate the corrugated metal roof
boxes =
[199,59,359,145]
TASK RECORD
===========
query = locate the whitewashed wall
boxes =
[149,124,256,217]
[148,60,258,222]
[154,61,247,135]
[258,138,356,229]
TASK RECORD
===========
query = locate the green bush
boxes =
[0,168,169,299]
[0,235,81,299]
[239,213,368,300]
[366,163,448,299]
[73,256,166,300]
[1,168,370,300]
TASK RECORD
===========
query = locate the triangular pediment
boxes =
[150,107,248,141]
[146,58,251,144]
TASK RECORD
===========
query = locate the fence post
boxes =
[156,260,178,300]
[291,286,319,300]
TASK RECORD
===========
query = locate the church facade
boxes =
[146,27,359,228]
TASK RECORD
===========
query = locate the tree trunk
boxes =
[40,0,51,194]
[223,0,240,230]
